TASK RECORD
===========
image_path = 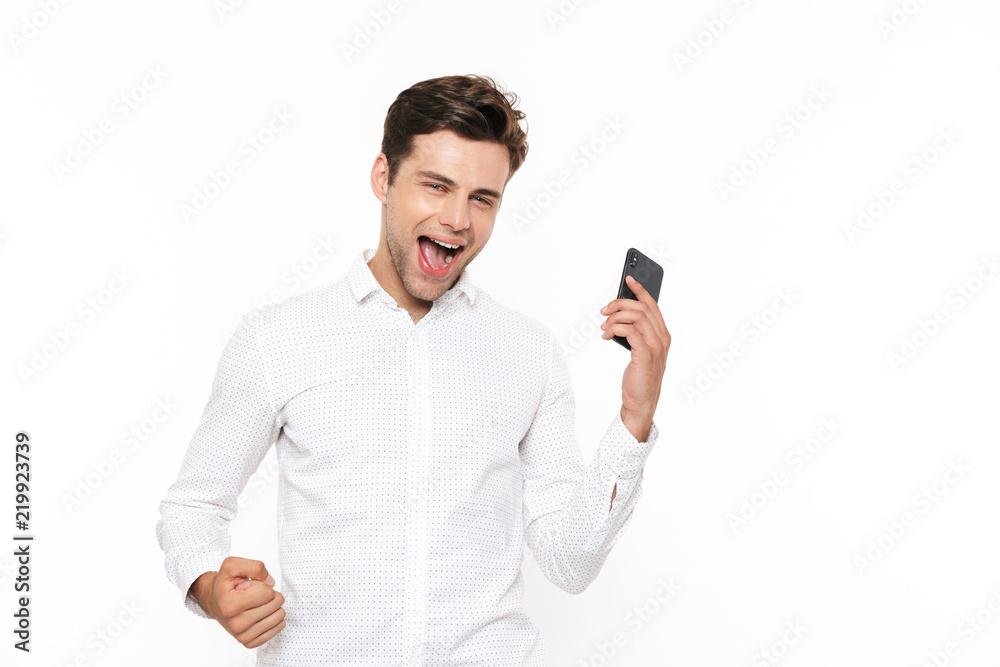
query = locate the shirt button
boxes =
[408,654,418,665]
[625,453,637,464]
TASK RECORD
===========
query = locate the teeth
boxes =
[429,238,461,249]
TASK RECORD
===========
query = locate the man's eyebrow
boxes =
[416,170,502,200]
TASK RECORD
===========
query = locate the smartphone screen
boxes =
[613,248,663,351]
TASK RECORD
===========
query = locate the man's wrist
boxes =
[189,571,218,617]
[620,406,652,443]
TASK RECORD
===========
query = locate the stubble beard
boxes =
[385,206,459,304]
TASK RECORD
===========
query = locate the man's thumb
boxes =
[265,575,275,586]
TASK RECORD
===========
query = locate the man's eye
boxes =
[427,183,444,191]
[474,197,493,207]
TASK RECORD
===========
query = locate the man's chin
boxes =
[404,271,454,303]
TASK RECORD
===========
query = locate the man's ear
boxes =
[370,154,390,205]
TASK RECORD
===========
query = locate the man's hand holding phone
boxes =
[190,556,287,649]
[600,249,671,443]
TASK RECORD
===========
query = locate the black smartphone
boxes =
[612,248,664,351]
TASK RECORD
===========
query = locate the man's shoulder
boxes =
[234,273,351,340]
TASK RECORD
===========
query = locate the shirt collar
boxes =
[348,247,478,307]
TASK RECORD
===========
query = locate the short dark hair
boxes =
[380,74,529,189]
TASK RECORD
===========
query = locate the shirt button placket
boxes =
[404,325,429,666]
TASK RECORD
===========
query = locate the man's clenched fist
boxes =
[190,556,286,649]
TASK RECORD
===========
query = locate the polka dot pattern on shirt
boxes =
[156,247,658,666]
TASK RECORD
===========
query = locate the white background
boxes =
[3,1,999,665]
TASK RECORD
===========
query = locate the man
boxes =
[156,73,671,666]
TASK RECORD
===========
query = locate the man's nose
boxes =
[439,194,471,231]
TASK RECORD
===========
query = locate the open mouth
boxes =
[416,235,464,277]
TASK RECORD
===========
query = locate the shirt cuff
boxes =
[602,410,658,482]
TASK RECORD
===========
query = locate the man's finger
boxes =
[604,318,651,351]
[624,275,658,312]
[219,556,270,581]
[219,580,281,618]
[602,297,644,315]
[625,275,668,334]
[602,277,654,314]
[228,590,285,635]
[244,616,287,649]
[625,274,651,301]
[603,295,658,334]
[218,558,272,596]
[238,580,281,608]
[233,573,275,591]
[220,557,270,584]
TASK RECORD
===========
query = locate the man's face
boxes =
[371,129,509,305]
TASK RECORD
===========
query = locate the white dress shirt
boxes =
[156,247,658,666]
